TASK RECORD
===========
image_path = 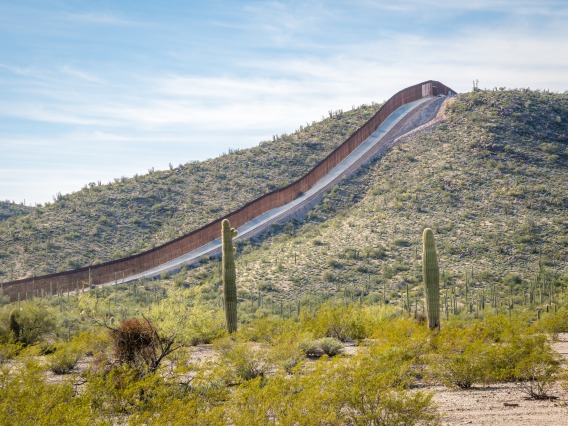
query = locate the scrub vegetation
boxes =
[0,200,34,222]
[0,88,567,424]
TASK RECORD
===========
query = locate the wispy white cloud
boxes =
[60,66,104,84]
[0,102,105,126]
[0,63,36,77]
[353,0,567,15]
[241,0,337,45]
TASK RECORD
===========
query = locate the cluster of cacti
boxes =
[422,228,440,330]
[222,219,238,333]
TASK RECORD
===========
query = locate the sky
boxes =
[1,1,567,205]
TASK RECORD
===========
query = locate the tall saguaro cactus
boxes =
[422,228,440,330]
[222,219,238,333]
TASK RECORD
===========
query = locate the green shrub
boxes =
[49,347,81,375]
[215,339,270,382]
[300,337,343,357]
[428,328,491,388]
[0,302,57,346]
[0,360,99,425]
[84,364,169,420]
[336,355,440,425]
[301,302,374,342]
[322,270,336,282]
[511,335,561,399]
[533,308,568,336]
[0,342,23,363]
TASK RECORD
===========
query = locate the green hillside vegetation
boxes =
[179,89,567,313]
[0,201,34,222]
[0,88,567,423]
[0,104,380,280]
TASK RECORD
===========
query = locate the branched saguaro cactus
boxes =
[222,219,238,333]
[422,228,440,330]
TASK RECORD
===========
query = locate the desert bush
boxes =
[302,302,381,342]
[0,360,99,425]
[48,330,109,375]
[322,270,336,282]
[426,315,563,392]
[215,338,270,382]
[0,302,57,346]
[49,346,81,375]
[0,342,23,363]
[427,325,493,388]
[511,335,561,399]
[335,353,440,425]
[130,389,227,425]
[223,373,341,425]
[223,356,440,426]
[84,364,171,420]
[183,308,226,346]
[532,307,568,337]
[238,315,298,344]
[108,317,179,375]
[370,317,432,371]
[300,337,343,357]
[71,329,112,357]
[234,316,310,373]
[145,291,226,346]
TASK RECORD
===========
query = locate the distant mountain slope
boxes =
[0,201,34,222]
[0,104,380,280]
[180,89,568,303]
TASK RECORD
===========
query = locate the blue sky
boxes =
[1,0,567,205]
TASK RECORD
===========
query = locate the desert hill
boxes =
[0,104,380,280]
[0,201,34,222]
[178,89,567,308]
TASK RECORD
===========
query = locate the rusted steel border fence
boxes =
[0,80,455,301]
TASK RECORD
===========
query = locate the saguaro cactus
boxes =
[422,228,440,330]
[222,219,238,333]
[9,308,20,341]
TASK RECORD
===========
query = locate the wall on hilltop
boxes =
[0,81,455,301]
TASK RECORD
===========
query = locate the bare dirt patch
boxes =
[432,382,567,426]
[431,332,568,425]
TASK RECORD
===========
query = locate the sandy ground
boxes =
[432,382,567,425]
[433,333,568,425]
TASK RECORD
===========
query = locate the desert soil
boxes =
[432,333,568,425]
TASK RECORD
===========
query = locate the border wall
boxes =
[0,80,455,301]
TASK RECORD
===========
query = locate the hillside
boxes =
[0,103,380,281]
[178,89,568,307]
[0,201,34,222]
[1,88,567,426]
